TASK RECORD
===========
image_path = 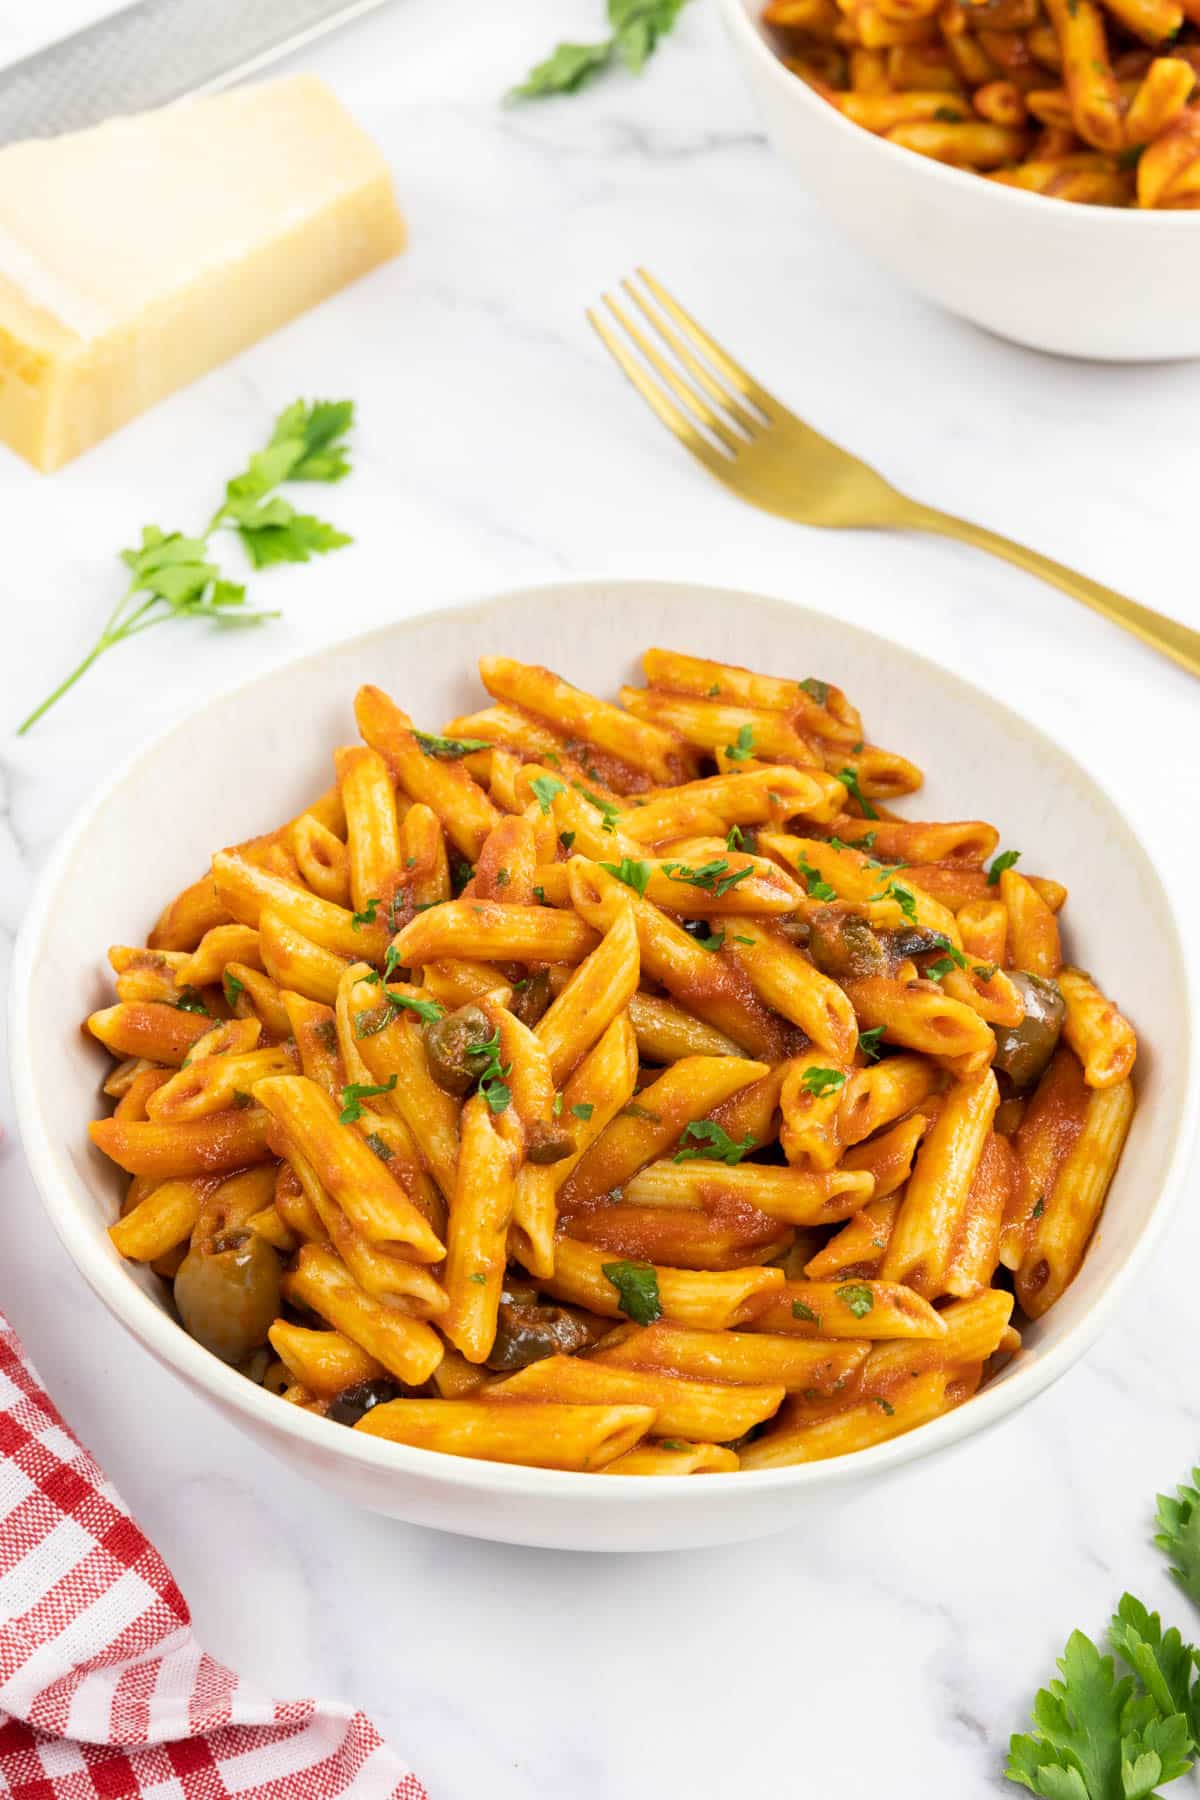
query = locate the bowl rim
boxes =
[716,0,1200,230]
[10,575,1199,1505]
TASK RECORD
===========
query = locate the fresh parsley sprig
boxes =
[1156,1470,1200,1607]
[508,0,692,102]
[18,400,355,734]
[673,1120,756,1165]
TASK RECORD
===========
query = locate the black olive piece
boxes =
[327,1377,402,1427]
[525,1119,577,1164]
[510,967,553,1029]
[991,972,1066,1091]
[486,1299,596,1372]
[807,909,890,980]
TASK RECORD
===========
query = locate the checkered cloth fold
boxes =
[0,1314,426,1799]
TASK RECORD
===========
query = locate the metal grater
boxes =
[0,0,395,144]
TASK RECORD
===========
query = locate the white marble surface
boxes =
[3,2,1200,1794]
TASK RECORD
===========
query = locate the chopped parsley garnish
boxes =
[683,922,725,952]
[530,773,565,815]
[351,897,381,929]
[731,933,756,946]
[673,1120,757,1165]
[602,1259,662,1325]
[473,1028,512,1114]
[173,987,210,1015]
[837,1282,874,1319]
[221,970,244,1008]
[707,682,721,697]
[726,823,744,850]
[987,848,1021,885]
[858,1026,884,1062]
[571,781,620,833]
[599,856,652,897]
[801,1067,847,1097]
[383,944,404,982]
[467,1272,488,1285]
[870,1395,895,1415]
[339,1075,397,1124]
[798,677,829,705]
[795,855,837,903]
[1032,1196,1045,1219]
[571,1102,595,1121]
[621,1102,662,1124]
[869,879,917,922]
[660,1439,689,1451]
[838,766,878,820]
[559,830,576,851]
[662,857,754,898]
[495,868,510,887]
[791,1299,821,1324]
[552,1092,563,1116]
[725,723,755,762]
[413,730,492,759]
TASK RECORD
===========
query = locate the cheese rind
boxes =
[0,76,405,472]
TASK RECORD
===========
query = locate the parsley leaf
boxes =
[801,1067,847,1097]
[339,1075,397,1124]
[571,1102,595,1121]
[673,1120,757,1165]
[858,1026,884,1062]
[600,857,652,897]
[602,1259,663,1324]
[507,0,691,101]
[413,731,492,760]
[795,855,837,903]
[726,823,745,850]
[1155,1470,1200,1608]
[221,970,244,1008]
[836,1282,873,1319]
[530,773,565,815]
[18,400,354,735]
[682,921,725,952]
[351,898,380,929]
[791,1299,821,1324]
[571,781,621,834]
[725,723,755,762]
[988,848,1022,885]
[473,1028,512,1114]
[173,987,210,1015]
[869,879,917,922]
[798,677,829,705]
[837,766,879,821]
[662,858,755,899]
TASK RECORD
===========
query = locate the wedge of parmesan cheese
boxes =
[0,75,405,472]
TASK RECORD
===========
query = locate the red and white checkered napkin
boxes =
[0,1313,427,1800]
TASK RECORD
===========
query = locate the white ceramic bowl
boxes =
[719,0,1200,361]
[11,579,1198,1551]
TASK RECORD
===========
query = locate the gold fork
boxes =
[588,270,1200,680]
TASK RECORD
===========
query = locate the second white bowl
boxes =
[720,0,1200,361]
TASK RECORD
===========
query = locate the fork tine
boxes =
[621,277,765,434]
[586,308,730,475]
[636,268,775,413]
[601,294,744,454]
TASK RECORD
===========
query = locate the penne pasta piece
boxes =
[87,1001,217,1067]
[560,1055,769,1211]
[542,1237,785,1328]
[470,815,539,904]
[957,899,1009,968]
[285,1142,448,1316]
[89,1108,273,1178]
[605,1441,740,1474]
[1000,865,1061,977]
[212,850,388,961]
[357,1397,654,1470]
[837,1054,941,1144]
[641,647,863,742]
[626,991,742,1063]
[747,1279,947,1339]
[267,1320,386,1397]
[145,1043,298,1122]
[441,1094,518,1360]
[259,906,353,1005]
[1057,965,1137,1088]
[840,1112,931,1197]
[824,816,999,863]
[336,744,405,919]
[779,1051,855,1170]
[288,811,352,908]
[254,1074,445,1261]
[283,1245,444,1386]
[567,860,795,1061]
[489,1354,785,1440]
[390,898,599,968]
[942,1129,1016,1296]
[624,1159,873,1226]
[342,971,462,1199]
[223,964,292,1039]
[535,906,641,1085]
[842,974,996,1071]
[175,924,264,990]
[803,1197,902,1278]
[592,1318,871,1386]
[109,946,189,1005]
[723,921,859,1060]
[738,1366,970,1467]
[541,1015,640,1202]
[1015,1078,1134,1316]
[108,1176,212,1261]
[881,1069,999,1295]
[481,656,690,786]
[355,684,500,861]
[562,1202,790,1271]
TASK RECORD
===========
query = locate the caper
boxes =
[422,1003,494,1096]
[174,1230,281,1366]
[510,968,553,1029]
[525,1119,577,1164]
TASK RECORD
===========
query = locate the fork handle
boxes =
[907,504,1200,679]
